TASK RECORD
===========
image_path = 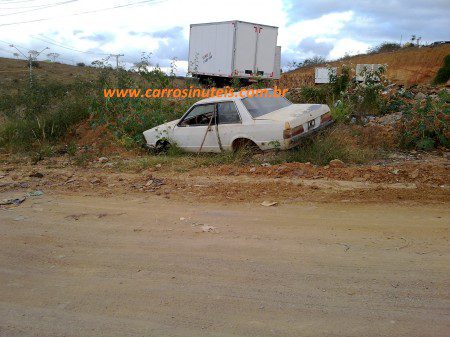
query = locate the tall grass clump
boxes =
[0,77,95,151]
[284,125,377,165]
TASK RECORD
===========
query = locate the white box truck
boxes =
[188,20,280,81]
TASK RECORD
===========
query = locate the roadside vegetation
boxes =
[0,51,448,170]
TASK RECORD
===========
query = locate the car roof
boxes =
[194,88,274,105]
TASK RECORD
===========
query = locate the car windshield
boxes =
[241,93,292,118]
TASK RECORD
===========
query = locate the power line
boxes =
[0,1,73,10]
[0,0,78,16]
[0,0,164,26]
[0,46,16,55]
[0,38,28,49]
[0,0,41,4]
[31,35,110,56]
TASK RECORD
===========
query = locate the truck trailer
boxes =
[188,20,281,82]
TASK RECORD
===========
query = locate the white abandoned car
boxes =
[143,89,332,152]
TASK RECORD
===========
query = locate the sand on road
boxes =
[0,192,449,336]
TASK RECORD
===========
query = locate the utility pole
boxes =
[109,53,124,69]
[10,44,49,85]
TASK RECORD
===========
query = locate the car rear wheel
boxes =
[232,138,260,154]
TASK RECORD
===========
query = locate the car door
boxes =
[172,103,221,152]
[216,101,243,150]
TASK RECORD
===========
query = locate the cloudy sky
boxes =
[0,0,448,74]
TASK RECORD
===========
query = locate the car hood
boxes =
[254,104,329,127]
[143,119,179,142]
[153,119,179,130]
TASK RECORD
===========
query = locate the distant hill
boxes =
[0,58,99,92]
[279,44,450,88]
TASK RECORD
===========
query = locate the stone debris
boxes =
[261,201,278,207]
[329,159,345,168]
[0,196,26,206]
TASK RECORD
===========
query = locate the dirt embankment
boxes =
[1,151,448,205]
[280,44,450,88]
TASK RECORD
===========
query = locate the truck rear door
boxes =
[255,26,277,77]
[233,22,258,77]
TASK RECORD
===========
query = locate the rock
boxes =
[90,177,100,184]
[414,92,426,100]
[292,170,304,177]
[27,190,44,197]
[409,169,420,179]
[261,163,271,167]
[0,196,26,206]
[329,159,345,168]
[366,112,402,126]
[98,157,109,163]
[155,164,162,168]
[370,165,381,172]
[261,201,278,207]
[201,225,217,232]
[249,167,256,173]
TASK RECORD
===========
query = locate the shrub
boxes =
[76,62,86,67]
[329,65,351,97]
[288,56,327,70]
[91,64,199,148]
[331,100,351,123]
[398,91,449,150]
[433,54,450,85]
[368,42,402,54]
[288,85,330,104]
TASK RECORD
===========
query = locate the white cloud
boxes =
[279,11,354,48]
[0,0,391,73]
[328,38,370,59]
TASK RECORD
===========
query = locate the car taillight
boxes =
[283,124,304,139]
[321,112,332,123]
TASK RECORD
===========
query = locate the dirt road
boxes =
[1,191,449,336]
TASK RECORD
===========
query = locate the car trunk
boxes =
[253,104,329,129]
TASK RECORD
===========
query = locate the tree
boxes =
[47,52,60,62]
[368,42,401,54]
[287,56,327,70]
